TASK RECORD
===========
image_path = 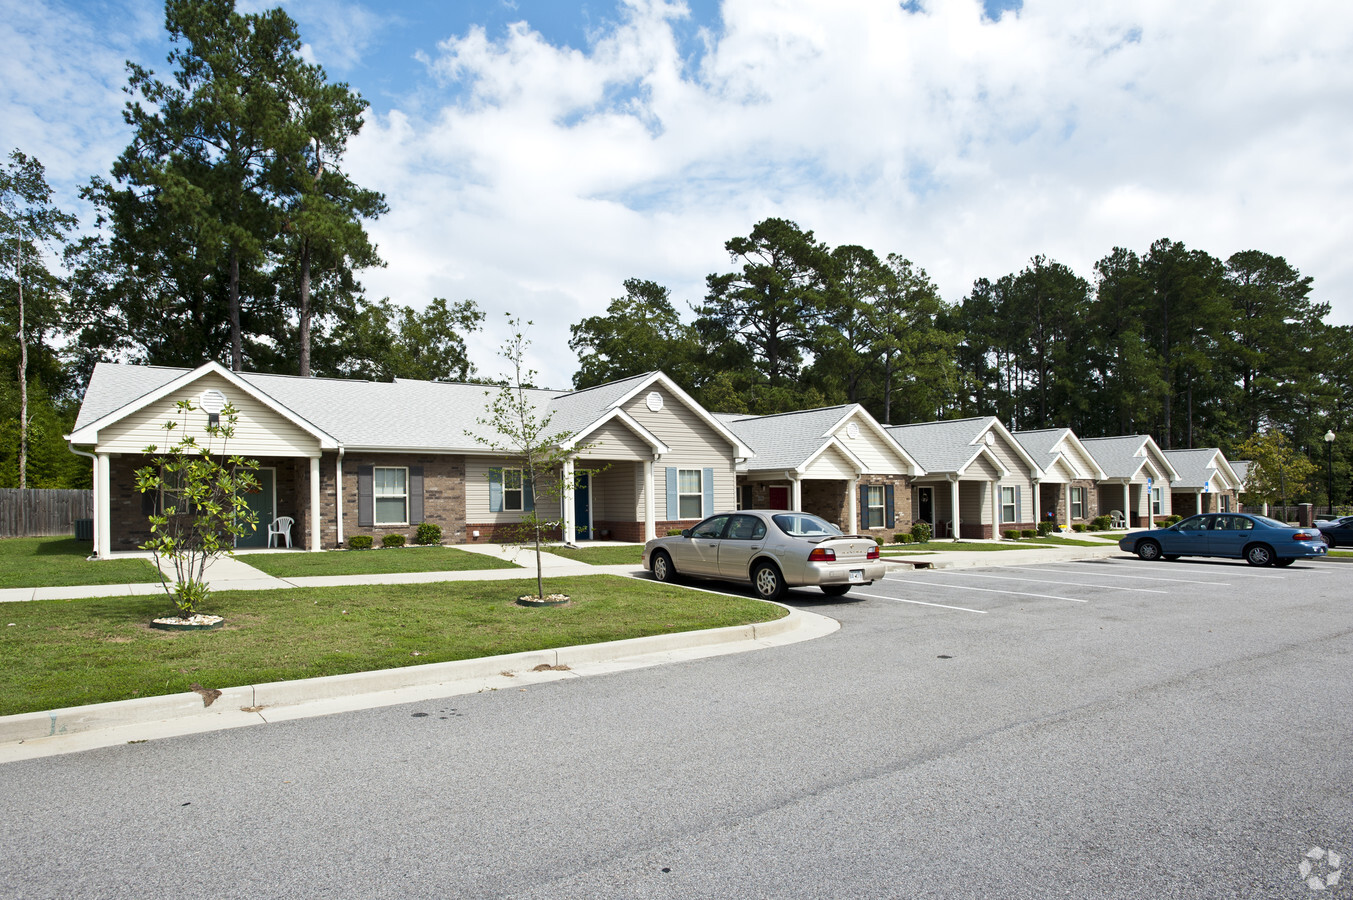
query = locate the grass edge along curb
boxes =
[0,599,802,745]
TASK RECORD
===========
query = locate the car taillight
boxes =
[808,547,836,562]
[1293,532,1317,541]
[866,544,879,560]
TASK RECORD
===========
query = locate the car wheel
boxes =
[1275,558,1296,567]
[1162,555,1180,561]
[1245,543,1274,567]
[650,550,676,583]
[1136,539,1162,561]
[1324,535,1337,549]
[821,585,851,597]
[752,562,786,601]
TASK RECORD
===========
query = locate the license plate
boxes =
[849,569,864,583]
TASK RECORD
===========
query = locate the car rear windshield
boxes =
[1250,515,1287,528]
[772,513,843,537]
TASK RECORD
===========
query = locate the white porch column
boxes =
[1032,480,1041,527]
[96,452,112,559]
[643,460,656,541]
[950,479,961,539]
[792,474,802,511]
[335,454,344,546]
[309,455,322,550]
[1065,482,1073,524]
[1123,483,1131,525]
[847,477,858,534]
[562,458,576,544]
[1195,492,1202,515]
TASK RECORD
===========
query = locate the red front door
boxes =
[768,486,790,509]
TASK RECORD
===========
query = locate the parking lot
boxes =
[2,554,1350,898]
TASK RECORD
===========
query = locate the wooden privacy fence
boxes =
[0,489,94,538]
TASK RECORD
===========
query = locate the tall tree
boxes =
[0,150,78,487]
[694,218,831,413]
[273,57,387,376]
[869,254,959,424]
[809,245,888,405]
[320,297,484,383]
[569,279,699,389]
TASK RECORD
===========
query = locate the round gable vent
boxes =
[846,422,860,439]
[646,391,664,412]
[199,389,228,414]
[984,432,995,446]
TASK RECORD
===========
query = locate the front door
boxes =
[768,485,790,509]
[237,468,275,548]
[918,487,934,525]
[574,472,592,540]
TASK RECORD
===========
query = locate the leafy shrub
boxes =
[348,535,373,550]
[1090,515,1112,531]
[382,534,406,548]
[894,533,913,544]
[1037,521,1053,536]
[667,528,684,536]
[1164,515,1182,526]
[1021,529,1036,539]
[910,522,932,544]
[414,522,442,545]
[1072,523,1087,533]
[1003,529,1019,540]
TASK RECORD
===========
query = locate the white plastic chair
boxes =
[1109,510,1126,529]
[267,516,294,548]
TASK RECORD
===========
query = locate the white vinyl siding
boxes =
[374,467,408,525]
[95,372,319,457]
[622,387,737,519]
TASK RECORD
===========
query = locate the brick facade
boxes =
[1040,479,1098,526]
[854,474,914,538]
[324,452,468,549]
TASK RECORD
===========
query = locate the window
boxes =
[503,468,524,512]
[740,484,755,510]
[678,469,703,519]
[691,516,729,539]
[725,514,766,541]
[1001,486,1017,524]
[374,467,408,525]
[1070,486,1085,520]
[1151,486,1162,515]
[1220,494,1232,513]
[864,485,885,529]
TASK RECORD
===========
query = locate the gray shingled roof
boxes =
[719,405,857,471]
[1163,448,1234,490]
[1081,435,1180,482]
[1231,459,1252,489]
[886,416,999,474]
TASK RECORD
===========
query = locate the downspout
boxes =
[68,442,98,559]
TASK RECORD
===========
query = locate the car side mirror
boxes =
[681,529,691,538]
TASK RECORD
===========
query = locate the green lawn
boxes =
[544,545,644,566]
[243,546,520,577]
[0,575,784,716]
[0,537,162,589]
[1017,536,1111,547]
[884,541,1044,552]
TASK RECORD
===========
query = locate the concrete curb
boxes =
[0,603,834,762]
[883,544,1121,570]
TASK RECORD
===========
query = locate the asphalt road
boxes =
[2,556,1351,899]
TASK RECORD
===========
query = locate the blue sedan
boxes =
[1118,513,1328,567]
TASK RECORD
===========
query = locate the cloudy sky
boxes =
[5,0,1352,386]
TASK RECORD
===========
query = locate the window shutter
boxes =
[489,468,503,513]
[1015,485,1022,523]
[885,484,895,526]
[666,467,678,519]
[524,475,535,512]
[357,466,374,527]
[702,467,714,517]
[859,485,868,530]
[408,466,424,524]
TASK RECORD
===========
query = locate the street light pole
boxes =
[1325,430,1336,516]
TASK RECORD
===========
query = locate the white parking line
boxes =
[1063,560,1284,580]
[890,578,1087,603]
[852,591,988,614]
[1039,565,1229,585]
[932,571,1168,594]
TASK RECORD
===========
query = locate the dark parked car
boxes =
[1315,515,1353,548]
[1118,513,1327,566]
[642,510,885,600]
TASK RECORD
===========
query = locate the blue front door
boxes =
[574,472,592,540]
